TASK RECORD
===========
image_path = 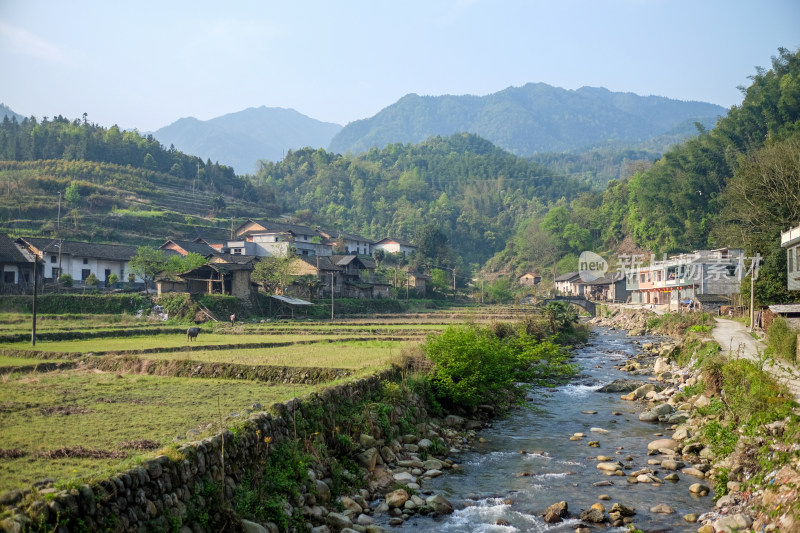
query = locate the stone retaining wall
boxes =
[0,367,434,532]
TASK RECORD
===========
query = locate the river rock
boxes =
[714,513,753,532]
[357,448,380,471]
[683,513,699,522]
[359,434,377,448]
[425,494,454,514]
[380,446,397,464]
[597,379,644,393]
[610,503,635,516]
[689,483,711,495]
[418,438,433,449]
[580,507,606,523]
[241,520,268,533]
[393,472,416,484]
[694,395,712,408]
[672,426,691,441]
[650,503,675,514]
[651,403,673,416]
[664,473,679,481]
[660,459,684,470]
[682,467,706,478]
[596,455,614,461]
[633,384,658,398]
[443,415,466,428]
[339,496,362,514]
[590,427,609,434]
[596,462,622,472]
[542,501,568,523]
[326,512,353,530]
[385,489,409,508]
[638,411,660,422]
[653,357,670,374]
[423,459,443,471]
[647,438,679,451]
[315,480,331,503]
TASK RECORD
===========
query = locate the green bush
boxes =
[766,317,798,363]
[0,294,149,314]
[58,273,73,287]
[423,323,575,408]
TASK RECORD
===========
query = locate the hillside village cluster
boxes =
[0,219,426,300]
[1,219,799,314]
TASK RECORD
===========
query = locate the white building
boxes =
[18,237,142,284]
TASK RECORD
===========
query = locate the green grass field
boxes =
[0,305,527,493]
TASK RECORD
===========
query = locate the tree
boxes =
[372,248,385,267]
[85,272,99,287]
[252,255,296,295]
[143,153,157,170]
[108,273,119,287]
[429,268,450,296]
[165,252,208,275]
[64,182,81,207]
[128,247,167,294]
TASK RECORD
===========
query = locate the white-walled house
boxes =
[18,237,142,284]
[234,220,331,257]
[781,224,800,291]
[373,237,416,256]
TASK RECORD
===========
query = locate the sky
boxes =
[1,0,798,132]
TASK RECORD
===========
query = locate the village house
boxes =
[290,254,389,299]
[233,219,331,257]
[781,223,800,291]
[158,239,218,257]
[582,273,630,303]
[518,272,541,286]
[0,233,37,292]
[627,248,745,306]
[17,237,142,286]
[373,237,417,257]
[405,270,430,297]
[554,272,581,296]
[317,228,373,256]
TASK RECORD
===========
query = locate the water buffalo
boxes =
[187,327,200,341]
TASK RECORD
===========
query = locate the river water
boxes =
[399,326,713,532]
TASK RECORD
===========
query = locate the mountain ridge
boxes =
[328,82,726,156]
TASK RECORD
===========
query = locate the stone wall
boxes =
[1,367,439,533]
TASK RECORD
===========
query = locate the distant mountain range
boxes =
[1,103,25,123]
[328,83,727,156]
[3,83,727,175]
[153,106,342,175]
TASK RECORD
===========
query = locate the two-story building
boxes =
[373,237,416,257]
[782,224,800,291]
[554,272,581,296]
[628,248,745,306]
[234,220,331,257]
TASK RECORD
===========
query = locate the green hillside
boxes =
[0,116,279,244]
[329,83,725,157]
[490,47,800,305]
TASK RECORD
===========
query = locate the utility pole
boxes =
[31,258,38,346]
[57,191,61,233]
[750,270,756,331]
[406,270,409,300]
[330,272,335,320]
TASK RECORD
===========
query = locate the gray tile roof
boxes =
[0,233,32,264]
[19,237,138,262]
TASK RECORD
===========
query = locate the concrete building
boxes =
[781,224,800,291]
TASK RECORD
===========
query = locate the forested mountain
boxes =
[328,83,725,157]
[0,115,278,243]
[153,107,342,175]
[0,104,24,123]
[491,47,800,305]
[253,134,588,267]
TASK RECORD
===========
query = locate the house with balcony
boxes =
[233,219,331,257]
[627,248,745,306]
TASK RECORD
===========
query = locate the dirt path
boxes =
[713,318,800,400]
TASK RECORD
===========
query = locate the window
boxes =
[790,248,795,273]
[83,258,88,265]
[52,267,61,278]
[81,269,91,280]
[3,271,15,283]
[640,273,646,282]
[50,255,57,263]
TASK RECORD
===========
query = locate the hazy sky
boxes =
[1,0,798,132]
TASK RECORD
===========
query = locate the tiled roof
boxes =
[295,255,343,271]
[555,271,580,282]
[375,237,415,247]
[160,240,217,256]
[244,220,318,237]
[0,233,32,264]
[19,237,138,262]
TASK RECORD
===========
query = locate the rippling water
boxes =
[393,326,713,532]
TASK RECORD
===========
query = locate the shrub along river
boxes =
[395,326,712,532]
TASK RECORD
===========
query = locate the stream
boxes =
[395,326,713,532]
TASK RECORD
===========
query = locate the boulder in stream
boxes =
[596,379,646,393]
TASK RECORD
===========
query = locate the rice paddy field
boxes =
[0,306,526,492]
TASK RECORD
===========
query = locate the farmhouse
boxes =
[518,272,541,286]
[554,272,581,296]
[0,233,37,291]
[17,237,141,285]
[373,237,416,256]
